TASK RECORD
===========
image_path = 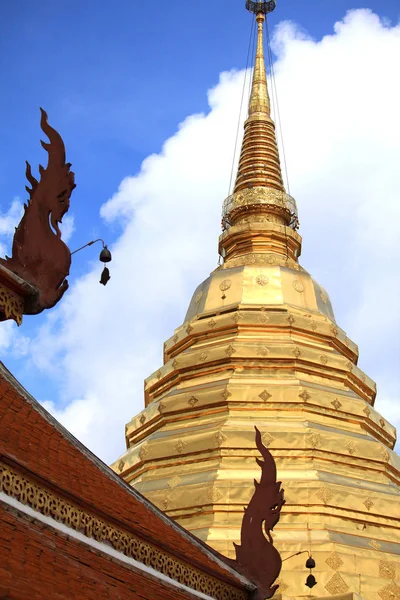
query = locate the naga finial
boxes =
[233,426,285,599]
[0,108,76,315]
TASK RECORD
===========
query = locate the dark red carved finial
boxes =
[233,426,285,599]
[0,108,76,314]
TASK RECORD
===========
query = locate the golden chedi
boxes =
[112,8,400,600]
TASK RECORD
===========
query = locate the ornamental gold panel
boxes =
[0,282,24,325]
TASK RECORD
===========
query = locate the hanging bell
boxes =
[99,246,112,263]
[305,574,317,589]
[99,245,112,285]
[306,557,316,569]
[100,266,111,286]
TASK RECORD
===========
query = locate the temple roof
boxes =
[0,361,255,599]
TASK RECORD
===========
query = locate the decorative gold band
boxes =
[0,461,246,600]
[222,187,299,231]
[0,283,23,325]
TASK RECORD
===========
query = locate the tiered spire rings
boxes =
[221,3,299,262]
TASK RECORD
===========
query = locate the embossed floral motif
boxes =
[175,439,187,454]
[310,320,317,330]
[292,280,304,293]
[156,370,162,380]
[158,401,166,414]
[215,431,227,447]
[364,498,374,511]
[259,390,272,402]
[188,396,198,407]
[345,441,356,455]
[346,361,354,372]
[198,352,208,362]
[139,415,146,425]
[292,347,301,358]
[325,552,343,570]
[172,359,179,369]
[186,323,194,335]
[257,346,270,356]
[219,279,231,292]
[330,325,339,336]
[221,387,232,400]
[325,573,348,595]
[208,318,216,328]
[173,334,179,344]
[256,274,269,286]
[331,398,342,410]
[320,355,328,365]
[307,433,322,449]
[167,476,181,489]
[161,497,171,510]
[316,486,333,504]
[381,448,390,462]
[205,488,222,503]
[231,312,243,323]
[299,390,311,401]
[378,582,400,600]
[261,432,275,447]
[363,406,371,418]
[139,444,149,461]
[379,418,386,428]
[225,344,236,357]
[287,315,295,325]
[379,561,396,580]
[118,460,125,472]
[258,310,269,323]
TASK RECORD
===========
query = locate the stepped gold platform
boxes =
[112,262,400,599]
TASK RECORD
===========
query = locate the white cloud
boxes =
[59,214,75,244]
[0,199,23,257]
[4,9,399,461]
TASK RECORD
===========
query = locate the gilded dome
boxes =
[185,265,335,323]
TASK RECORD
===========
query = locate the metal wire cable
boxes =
[265,15,290,264]
[227,14,256,197]
[248,14,257,106]
[265,15,291,196]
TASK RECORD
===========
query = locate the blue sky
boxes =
[1,0,399,220]
[0,1,399,460]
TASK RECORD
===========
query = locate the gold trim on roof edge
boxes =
[0,461,247,600]
[0,283,23,325]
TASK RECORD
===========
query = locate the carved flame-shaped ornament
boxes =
[233,427,285,599]
[0,108,76,315]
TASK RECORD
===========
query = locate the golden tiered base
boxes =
[112,265,400,600]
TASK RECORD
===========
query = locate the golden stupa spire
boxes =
[234,9,285,194]
[221,1,299,262]
[113,2,400,598]
[248,12,271,117]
